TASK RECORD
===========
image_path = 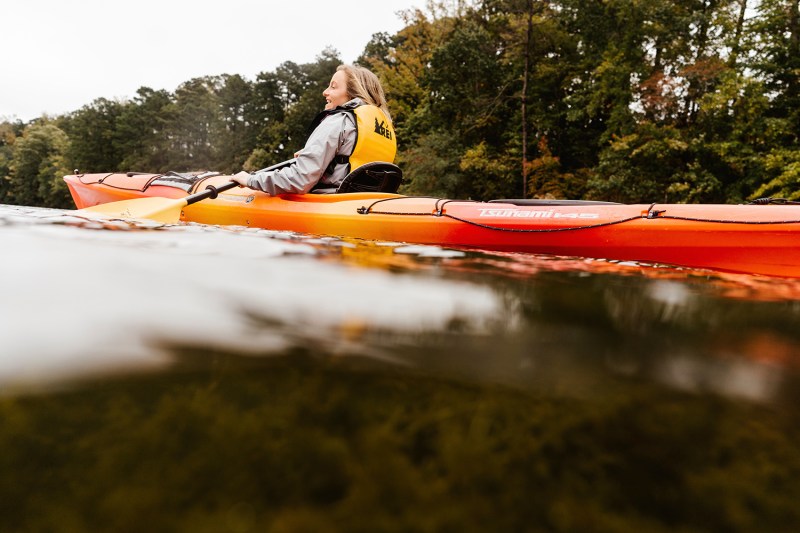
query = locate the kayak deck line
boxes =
[357,196,800,233]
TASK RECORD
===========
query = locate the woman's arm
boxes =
[233,114,350,195]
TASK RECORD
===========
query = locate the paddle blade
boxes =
[78,197,189,223]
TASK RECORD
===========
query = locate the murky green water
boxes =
[2,203,800,531]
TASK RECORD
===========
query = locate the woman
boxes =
[232,65,396,194]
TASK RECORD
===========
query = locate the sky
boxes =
[2,0,423,122]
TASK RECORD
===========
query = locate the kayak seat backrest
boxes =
[336,162,403,194]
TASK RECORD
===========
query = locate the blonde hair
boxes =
[338,64,392,123]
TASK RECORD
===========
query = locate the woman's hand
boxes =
[231,171,251,187]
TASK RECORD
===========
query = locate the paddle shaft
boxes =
[187,181,239,206]
[257,158,296,173]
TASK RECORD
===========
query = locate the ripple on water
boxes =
[0,204,509,388]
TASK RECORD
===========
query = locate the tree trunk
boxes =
[789,0,800,103]
[728,0,748,68]
[522,0,533,198]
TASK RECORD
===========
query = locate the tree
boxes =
[752,0,800,134]
[216,74,256,172]
[400,130,465,197]
[426,17,514,147]
[356,32,396,67]
[0,120,24,203]
[282,48,342,155]
[520,0,533,197]
[7,122,72,208]
[489,0,589,195]
[362,8,457,143]
[59,98,125,174]
[245,49,342,169]
[166,76,225,171]
[589,123,723,203]
[245,70,291,169]
[376,3,522,199]
[115,87,176,173]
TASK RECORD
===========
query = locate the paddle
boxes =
[78,159,296,223]
[257,158,296,173]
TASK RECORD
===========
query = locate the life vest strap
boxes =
[324,154,351,176]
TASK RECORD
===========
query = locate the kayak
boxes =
[64,171,800,278]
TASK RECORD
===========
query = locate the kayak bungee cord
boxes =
[356,197,800,233]
[356,197,642,233]
[645,213,800,224]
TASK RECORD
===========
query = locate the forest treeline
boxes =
[1,0,799,209]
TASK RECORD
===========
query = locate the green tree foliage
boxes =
[243,70,290,171]
[217,74,256,170]
[59,98,126,173]
[751,148,800,200]
[114,87,176,172]
[166,76,224,171]
[6,121,72,208]
[360,7,456,144]
[245,49,342,170]
[3,0,800,208]
[753,0,800,127]
[0,120,24,202]
[278,49,342,161]
[400,130,465,197]
[589,123,724,203]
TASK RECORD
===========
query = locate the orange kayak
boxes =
[64,171,800,278]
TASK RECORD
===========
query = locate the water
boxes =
[2,203,800,531]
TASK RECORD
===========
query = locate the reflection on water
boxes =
[1,205,509,387]
[2,203,800,531]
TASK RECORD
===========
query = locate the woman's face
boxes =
[323,70,350,110]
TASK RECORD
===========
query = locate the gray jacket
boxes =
[245,99,361,195]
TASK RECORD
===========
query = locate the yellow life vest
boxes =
[348,104,397,171]
[312,103,397,175]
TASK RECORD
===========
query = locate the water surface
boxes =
[2,203,800,531]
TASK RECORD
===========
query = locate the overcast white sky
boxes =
[2,0,423,122]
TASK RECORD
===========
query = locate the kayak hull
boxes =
[64,172,800,278]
